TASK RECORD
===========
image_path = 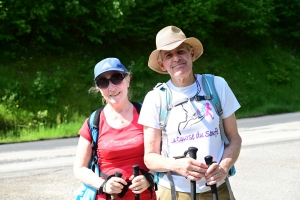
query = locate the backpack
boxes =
[153,74,235,200]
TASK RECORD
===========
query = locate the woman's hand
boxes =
[104,177,127,194]
[128,175,150,194]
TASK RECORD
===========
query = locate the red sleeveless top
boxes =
[79,107,156,200]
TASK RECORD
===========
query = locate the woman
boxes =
[74,58,156,200]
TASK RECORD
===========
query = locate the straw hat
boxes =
[148,26,203,74]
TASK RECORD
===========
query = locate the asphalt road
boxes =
[231,112,300,200]
[0,112,299,199]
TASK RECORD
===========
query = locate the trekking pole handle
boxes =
[132,165,140,200]
[173,147,198,200]
[111,172,123,200]
[188,147,198,159]
[204,155,219,200]
[188,147,198,200]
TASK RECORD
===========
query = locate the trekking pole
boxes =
[132,165,140,200]
[111,172,123,200]
[204,156,219,200]
[174,147,198,200]
[188,147,198,200]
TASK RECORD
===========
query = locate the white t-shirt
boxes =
[138,74,241,193]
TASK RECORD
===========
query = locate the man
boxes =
[138,25,242,199]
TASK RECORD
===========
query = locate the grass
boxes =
[0,44,299,143]
[0,120,84,144]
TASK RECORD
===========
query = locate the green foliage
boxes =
[267,65,290,84]
[263,49,296,84]
[0,0,136,49]
[1,0,299,52]
[0,119,84,143]
[29,68,65,106]
[272,0,300,47]
[125,56,168,101]
[1,45,300,141]
[0,104,15,136]
[211,0,274,47]
[0,0,300,142]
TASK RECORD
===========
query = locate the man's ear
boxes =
[158,60,167,72]
[190,47,195,61]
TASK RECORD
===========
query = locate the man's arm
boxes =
[205,113,242,184]
[143,126,174,172]
[220,113,242,173]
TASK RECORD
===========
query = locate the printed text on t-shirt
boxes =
[171,128,219,143]
[103,136,141,147]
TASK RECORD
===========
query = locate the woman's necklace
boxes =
[117,104,132,124]
[118,113,126,123]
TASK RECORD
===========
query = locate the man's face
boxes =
[158,43,194,77]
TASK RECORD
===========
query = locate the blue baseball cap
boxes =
[94,58,128,80]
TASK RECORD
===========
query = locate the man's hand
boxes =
[204,163,227,185]
[172,158,208,181]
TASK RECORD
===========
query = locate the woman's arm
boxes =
[73,136,104,189]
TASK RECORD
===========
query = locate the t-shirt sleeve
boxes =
[138,90,161,130]
[214,76,241,119]
[78,118,92,142]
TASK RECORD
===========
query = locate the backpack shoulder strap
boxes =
[85,108,103,175]
[88,108,103,146]
[153,83,175,196]
[153,83,172,159]
[131,102,142,114]
[202,74,223,116]
[153,82,172,132]
[202,74,230,145]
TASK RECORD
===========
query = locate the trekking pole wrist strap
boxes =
[98,174,114,194]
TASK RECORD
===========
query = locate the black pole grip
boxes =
[111,172,123,200]
[204,155,219,200]
[133,165,139,177]
[204,155,213,165]
[115,172,123,178]
[132,165,140,200]
[188,147,198,159]
[188,147,198,200]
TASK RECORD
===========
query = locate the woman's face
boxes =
[96,71,130,104]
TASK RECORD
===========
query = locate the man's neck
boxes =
[171,73,196,87]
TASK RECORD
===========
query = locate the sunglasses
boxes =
[95,72,128,89]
